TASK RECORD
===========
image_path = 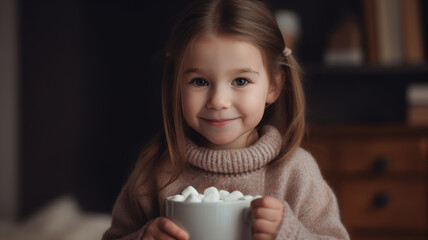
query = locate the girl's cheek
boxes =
[242,92,267,110]
[240,97,266,125]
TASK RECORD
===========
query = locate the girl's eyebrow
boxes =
[230,68,260,75]
[183,68,260,75]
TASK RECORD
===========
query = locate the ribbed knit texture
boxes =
[103,126,350,240]
[186,125,281,174]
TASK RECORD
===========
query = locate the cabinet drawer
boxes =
[338,137,427,174]
[340,179,427,230]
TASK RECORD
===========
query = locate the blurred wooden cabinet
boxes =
[302,126,428,240]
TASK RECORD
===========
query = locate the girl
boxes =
[103,0,349,239]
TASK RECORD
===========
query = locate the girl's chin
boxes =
[197,129,258,150]
[203,136,244,150]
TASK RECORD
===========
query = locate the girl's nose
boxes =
[206,87,231,110]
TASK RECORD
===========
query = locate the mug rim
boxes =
[166,198,252,206]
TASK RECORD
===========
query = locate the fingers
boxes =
[144,217,188,240]
[250,196,284,240]
[252,218,279,235]
[252,207,282,222]
[252,232,275,240]
[158,218,188,239]
[251,196,284,223]
[251,196,283,210]
[145,231,176,240]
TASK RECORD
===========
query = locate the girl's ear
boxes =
[266,71,285,104]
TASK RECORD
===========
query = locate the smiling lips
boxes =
[201,117,238,126]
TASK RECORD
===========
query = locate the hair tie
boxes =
[283,47,292,56]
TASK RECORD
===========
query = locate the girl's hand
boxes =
[142,217,188,240]
[250,196,284,240]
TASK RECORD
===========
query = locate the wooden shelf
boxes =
[305,124,428,137]
[303,64,428,76]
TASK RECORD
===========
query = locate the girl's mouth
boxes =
[201,118,237,126]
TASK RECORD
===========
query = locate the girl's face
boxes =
[181,34,280,150]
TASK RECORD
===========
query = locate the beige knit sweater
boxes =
[103,126,350,240]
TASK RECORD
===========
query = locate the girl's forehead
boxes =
[189,34,259,53]
[183,34,267,70]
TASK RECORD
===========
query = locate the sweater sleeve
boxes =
[102,179,152,240]
[275,150,350,240]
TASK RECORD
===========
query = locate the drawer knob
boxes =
[373,156,389,174]
[373,191,390,208]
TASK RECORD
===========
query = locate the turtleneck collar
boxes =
[185,125,282,174]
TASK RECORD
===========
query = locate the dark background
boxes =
[18,0,428,218]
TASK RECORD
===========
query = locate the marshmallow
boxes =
[239,195,254,201]
[182,186,199,198]
[185,193,202,203]
[204,187,220,200]
[199,194,205,200]
[219,190,230,200]
[169,194,186,202]
[225,191,244,201]
[203,193,221,202]
[168,186,260,203]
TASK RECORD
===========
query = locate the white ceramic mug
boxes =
[166,199,252,240]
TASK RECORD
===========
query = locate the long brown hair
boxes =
[130,0,305,194]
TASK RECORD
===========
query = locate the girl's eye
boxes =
[190,78,208,86]
[232,78,249,86]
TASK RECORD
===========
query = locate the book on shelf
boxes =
[375,0,402,65]
[362,0,425,65]
[401,0,425,64]
[363,0,378,64]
